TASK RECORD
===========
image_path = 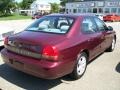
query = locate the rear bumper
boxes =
[1,49,74,79]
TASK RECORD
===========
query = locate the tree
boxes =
[0,0,16,16]
[60,0,69,12]
[20,0,35,9]
[50,3,60,13]
[60,0,68,6]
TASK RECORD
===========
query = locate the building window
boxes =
[78,9,81,13]
[73,9,77,13]
[118,8,120,13]
[105,8,110,13]
[66,9,68,13]
[93,8,97,13]
[88,8,92,13]
[98,8,103,13]
[83,8,86,13]
[111,8,117,13]
[69,9,71,13]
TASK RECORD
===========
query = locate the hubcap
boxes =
[112,39,115,50]
[77,56,86,75]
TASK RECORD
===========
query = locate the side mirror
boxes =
[107,26,113,31]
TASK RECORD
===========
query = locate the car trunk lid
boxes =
[7,31,67,58]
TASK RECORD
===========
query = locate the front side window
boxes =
[81,18,97,33]
[26,16,75,34]
[94,17,108,31]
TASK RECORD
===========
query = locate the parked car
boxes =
[32,13,43,19]
[1,14,116,80]
[103,14,120,22]
[0,26,14,46]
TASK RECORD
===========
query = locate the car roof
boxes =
[47,13,96,18]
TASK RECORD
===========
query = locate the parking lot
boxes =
[0,20,120,90]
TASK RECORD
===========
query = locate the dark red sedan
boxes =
[1,14,116,80]
[32,14,43,19]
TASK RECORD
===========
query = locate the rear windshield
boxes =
[26,16,75,34]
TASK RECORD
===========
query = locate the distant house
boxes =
[31,0,51,15]
[19,0,51,16]
[19,10,35,16]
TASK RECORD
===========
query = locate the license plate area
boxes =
[9,59,24,68]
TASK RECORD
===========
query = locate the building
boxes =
[66,0,120,15]
[31,0,51,15]
[19,0,51,16]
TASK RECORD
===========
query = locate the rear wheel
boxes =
[70,52,88,80]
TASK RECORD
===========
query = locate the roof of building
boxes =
[48,13,97,18]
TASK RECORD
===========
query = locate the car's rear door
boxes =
[81,17,104,59]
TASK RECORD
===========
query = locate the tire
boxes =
[107,38,116,52]
[70,52,88,80]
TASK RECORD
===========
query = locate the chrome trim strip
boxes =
[5,45,41,59]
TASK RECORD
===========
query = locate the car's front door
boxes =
[93,17,114,51]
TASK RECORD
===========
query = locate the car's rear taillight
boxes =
[4,37,8,45]
[42,46,59,61]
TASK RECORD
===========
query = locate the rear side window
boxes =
[81,18,97,33]
[94,18,108,31]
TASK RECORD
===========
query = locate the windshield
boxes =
[26,16,75,34]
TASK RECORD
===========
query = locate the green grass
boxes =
[0,14,31,20]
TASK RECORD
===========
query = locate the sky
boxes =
[15,0,60,3]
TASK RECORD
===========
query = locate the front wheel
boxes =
[70,52,88,80]
[107,38,116,52]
